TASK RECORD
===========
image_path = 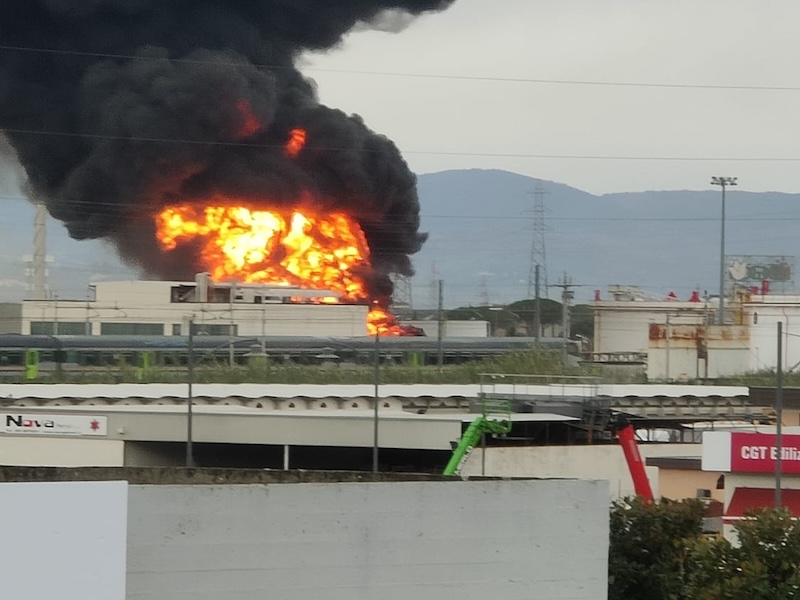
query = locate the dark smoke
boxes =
[0,0,455,302]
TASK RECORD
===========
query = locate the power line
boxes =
[7,126,800,162]
[2,43,800,93]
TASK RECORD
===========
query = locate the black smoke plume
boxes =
[0,0,455,303]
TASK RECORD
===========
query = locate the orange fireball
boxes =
[156,201,408,335]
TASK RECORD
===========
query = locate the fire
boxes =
[234,100,261,138]
[285,128,306,157]
[367,305,412,337]
[155,203,410,335]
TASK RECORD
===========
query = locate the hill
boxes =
[1,168,798,306]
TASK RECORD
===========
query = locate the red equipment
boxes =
[615,422,654,503]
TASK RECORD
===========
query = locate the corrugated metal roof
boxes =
[0,383,749,401]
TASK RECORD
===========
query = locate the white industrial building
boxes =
[0,278,491,338]
[1,278,370,337]
[593,285,800,379]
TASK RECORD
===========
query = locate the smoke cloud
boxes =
[0,0,455,302]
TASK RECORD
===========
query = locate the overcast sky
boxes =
[302,0,800,195]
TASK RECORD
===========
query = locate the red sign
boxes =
[730,432,800,474]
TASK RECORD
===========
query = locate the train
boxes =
[0,334,574,374]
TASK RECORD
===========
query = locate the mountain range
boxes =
[1,168,798,307]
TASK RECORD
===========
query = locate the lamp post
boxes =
[710,176,737,325]
[372,332,380,473]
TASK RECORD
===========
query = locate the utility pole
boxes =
[665,315,671,382]
[776,320,784,509]
[229,281,236,367]
[710,176,737,324]
[186,317,195,468]
[437,279,445,370]
[553,274,574,368]
[533,264,541,343]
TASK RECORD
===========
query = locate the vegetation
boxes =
[609,497,706,600]
[609,500,800,600]
[19,348,603,385]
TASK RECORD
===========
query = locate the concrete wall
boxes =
[658,468,724,502]
[0,437,124,467]
[462,443,702,498]
[0,481,128,599]
[746,299,800,372]
[126,479,609,600]
[0,302,22,334]
[593,302,707,354]
[405,319,490,337]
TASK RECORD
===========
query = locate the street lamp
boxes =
[710,176,737,325]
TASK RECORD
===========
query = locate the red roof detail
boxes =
[725,487,800,518]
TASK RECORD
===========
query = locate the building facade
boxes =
[5,279,370,338]
[593,286,800,378]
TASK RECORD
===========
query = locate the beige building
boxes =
[1,279,369,337]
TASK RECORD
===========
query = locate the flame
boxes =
[235,100,261,138]
[157,203,369,297]
[155,202,413,335]
[367,305,411,337]
[285,128,306,157]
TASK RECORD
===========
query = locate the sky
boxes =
[3,0,800,302]
[301,0,800,195]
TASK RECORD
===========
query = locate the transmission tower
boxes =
[428,263,439,309]
[390,273,413,311]
[527,184,549,299]
[478,273,490,306]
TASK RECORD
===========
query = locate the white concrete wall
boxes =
[405,319,489,337]
[126,480,609,600]
[462,443,702,498]
[746,300,800,372]
[0,302,23,334]
[593,302,708,354]
[0,437,124,466]
[648,347,750,380]
[0,481,128,600]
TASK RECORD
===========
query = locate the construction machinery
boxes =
[443,399,512,476]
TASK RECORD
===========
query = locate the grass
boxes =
[10,350,608,385]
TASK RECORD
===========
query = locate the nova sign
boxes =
[2,413,107,436]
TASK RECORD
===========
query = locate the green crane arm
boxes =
[443,416,510,476]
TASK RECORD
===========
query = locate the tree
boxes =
[507,298,562,326]
[687,509,800,600]
[609,497,705,600]
[571,303,594,339]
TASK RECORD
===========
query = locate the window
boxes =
[171,323,182,336]
[30,321,88,335]
[100,323,164,336]
[192,323,237,336]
